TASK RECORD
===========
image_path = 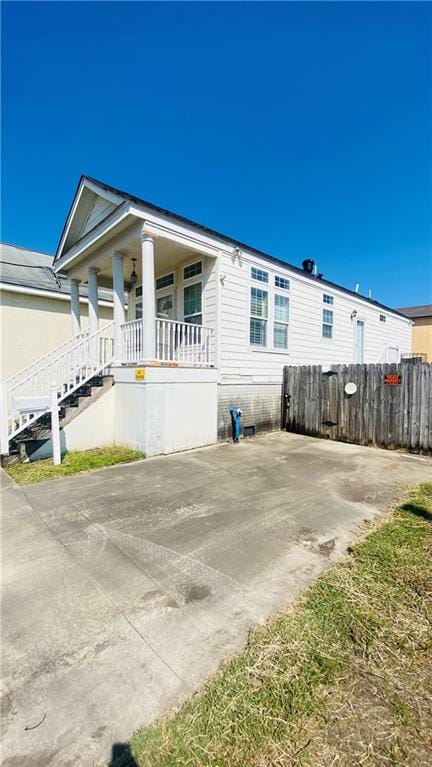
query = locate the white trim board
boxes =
[0,282,114,307]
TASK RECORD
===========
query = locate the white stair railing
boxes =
[1,322,114,454]
[3,328,90,391]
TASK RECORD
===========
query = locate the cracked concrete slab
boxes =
[1,433,431,766]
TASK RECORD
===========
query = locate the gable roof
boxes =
[0,242,113,302]
[396,305,432,319]
[55,175,411,321]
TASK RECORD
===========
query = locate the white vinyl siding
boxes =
[218,251,411,383]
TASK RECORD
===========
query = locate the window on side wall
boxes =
[274,294,289,349]
[323,293,334,305]
[322,308,333,338]
[275,275,290,290]
[251,266,269,284]
[250,286,268,346]
[184,282,202,325]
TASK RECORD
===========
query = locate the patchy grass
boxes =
[115,483,432,767]
[6,446,144,485]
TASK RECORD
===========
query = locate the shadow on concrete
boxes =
[109,742,138,767]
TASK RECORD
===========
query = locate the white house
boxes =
[0,176,412,459]
[0,243,113,379]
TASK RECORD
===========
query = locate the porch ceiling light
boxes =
[130,258,138,286]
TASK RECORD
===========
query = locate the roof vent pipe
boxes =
[302,259,315,274]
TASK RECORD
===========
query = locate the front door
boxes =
[135,290,175,321]
[156,292,174,320]
[355,319,365,363]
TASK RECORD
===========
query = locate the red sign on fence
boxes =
[384,374,401,385]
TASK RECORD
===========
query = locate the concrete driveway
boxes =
[1,433,431,766]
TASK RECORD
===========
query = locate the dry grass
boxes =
[6,446,144,485]
[113,483,432,767]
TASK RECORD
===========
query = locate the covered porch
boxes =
[59,208,217,369]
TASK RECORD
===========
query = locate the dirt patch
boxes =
[318,538,336,556]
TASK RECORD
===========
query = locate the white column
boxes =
[87,268,99,336]
[112,252,125,363]
[140,234,156,360]
[70,279,81,336]
[50,381,61,465]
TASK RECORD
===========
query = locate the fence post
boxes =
[50,381,61,466]
[0,382,9,455]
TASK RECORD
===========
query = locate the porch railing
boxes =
[1,322,115,452]
[122,319,143,364]
[120,318,214,366]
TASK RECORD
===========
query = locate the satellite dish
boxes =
[345,382,357,395]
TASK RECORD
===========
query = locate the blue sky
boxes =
[2,1,431,307]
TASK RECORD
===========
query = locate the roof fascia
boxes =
[0,281,113,306]
[53,202,131,273]
[55,176,125,262]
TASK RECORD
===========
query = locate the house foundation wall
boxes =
[217,383,282,440]
[113,365,218,457]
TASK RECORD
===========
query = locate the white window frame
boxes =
[251,266,269,284]
[249,285,269,347]
[183,260,202,281]
[155,271,176,291]
[275,275,290,291]
[182,259,204,326]
[273,293,290,350]
[322,307,334,339]
[323,293,334,305]
[248,264,291,353]
[354,316,366,363]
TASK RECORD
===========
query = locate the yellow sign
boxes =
[135,369,145,381]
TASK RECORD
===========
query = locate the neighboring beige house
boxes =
[0,243,113,379]
[396,305,432,362]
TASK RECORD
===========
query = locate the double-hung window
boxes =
[250,287,268,346]
[322,308,334,338]
[250,266,290,349]
[183,261,202,325]
[184,282,202,325]
[274,294,289,349]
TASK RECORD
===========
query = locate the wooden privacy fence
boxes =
[282,362,432,454]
